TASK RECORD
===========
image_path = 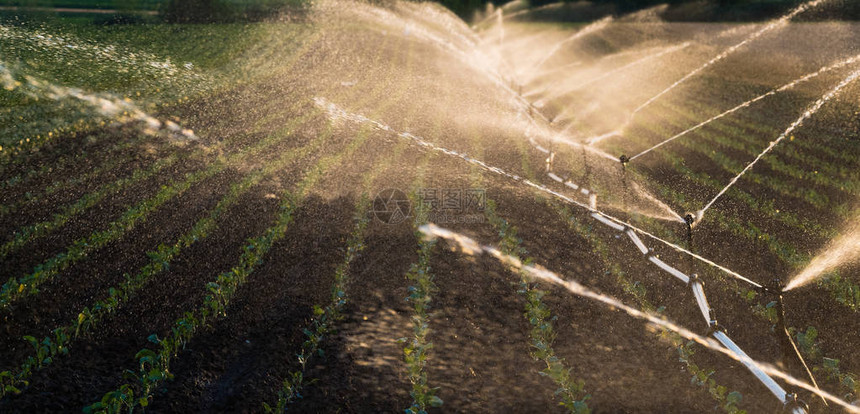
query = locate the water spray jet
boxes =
[783,393,810,413]
[759,278,827,408]
[684,213,698,246]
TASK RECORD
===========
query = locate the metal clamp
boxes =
[688,273,701,286]
[783,392,809,413]
[707,317,724,336]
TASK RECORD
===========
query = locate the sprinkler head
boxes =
[619,154,629,165]
[684,213,696,227]
[783,393,809,413]
[707,318,723,336]
[688,273,700,286]
[768,277,786,294]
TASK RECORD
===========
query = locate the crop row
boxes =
[555,203,748,413]
[641,99,852,216]
[522,100,770,410]
[0,86,325,263]
[2,23,312,168]
[74,34,410,406]
[0,109,307,310]
[613,97,860,311]
[221,27,416,404]
[264,136,412,411]
[0,22,404,311]
[0,23,324,170]
[0,152,125,221]
[465,127,595,411]
[83,113,374,413]
[0,107,331,399]
[0,153,182,259]
[484,197,592,412]
[661,98,860,192]
[640,182,860,400]
[262,196,370,412]
[401,197,444,414]
[647,144,860,310]
[650,75,860,169]
[0,125,143,198]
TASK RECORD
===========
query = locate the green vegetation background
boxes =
[1,0,859,22]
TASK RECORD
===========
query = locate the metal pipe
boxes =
[712,330,790,403]
[648,255,690,284]
[761,278,827,408]
[627,229,648,254]
[689,274,710,324]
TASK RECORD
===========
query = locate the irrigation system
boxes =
[388,0,856,410]
[2,0,859,411]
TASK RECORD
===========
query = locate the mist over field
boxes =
[1,0,859,412]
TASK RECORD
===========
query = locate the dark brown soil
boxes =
[2,8,859,414]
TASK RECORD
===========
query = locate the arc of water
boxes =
[585,129,623,145]
[629,53,860,161]
[419,223,859,413]
[698,67,860,222]
[315,96,762,288]
[785,218,860,291]
[525,61,584,92]
[631,0,828,117]
[528,16,613,76]
[527,46,662,89]
[497,8,505,48]
[473,7,502,29]
[500,2,565,22]
[0,62,196,141]
[630,182,685,223]
[578,0,830,147]
[548,42,692,110]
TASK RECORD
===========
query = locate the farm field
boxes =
[1,0,859,413]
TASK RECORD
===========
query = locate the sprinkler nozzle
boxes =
[619,154,629,165]
[707,318,723,336]
[687,272,700,286]
[760,277,785,295]
[684,213,696,228]
[783,393,809,413]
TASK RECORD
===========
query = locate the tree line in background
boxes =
[159,0,310,22]
[1,0,857,23]
[448,0,860,21]
[0,0,310,22]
